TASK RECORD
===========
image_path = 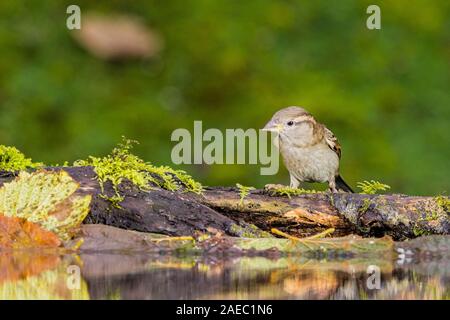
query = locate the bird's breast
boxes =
[280,142,339,183]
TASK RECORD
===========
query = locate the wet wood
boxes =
[71,224,394,257]
[73,224,450,259]
[0,167,449,240]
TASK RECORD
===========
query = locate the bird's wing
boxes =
[324,126,341,158]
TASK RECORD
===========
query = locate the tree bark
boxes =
[0,167,448,240]
[198,187,450,240]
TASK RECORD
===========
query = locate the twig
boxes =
[304,228,335,239]
[271,228,338,248]
[150,236,195,243]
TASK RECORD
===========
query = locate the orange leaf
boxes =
[0,215,61,249]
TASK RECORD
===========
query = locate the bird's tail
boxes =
[335,175,354,193]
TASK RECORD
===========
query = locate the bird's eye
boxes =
[287,121,294,126]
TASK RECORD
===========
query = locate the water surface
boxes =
[1,249,448,299]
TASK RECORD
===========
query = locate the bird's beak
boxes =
[262,120,282,132]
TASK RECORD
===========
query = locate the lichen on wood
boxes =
[0,171,91,241]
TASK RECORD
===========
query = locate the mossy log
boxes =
[198,187,449,240]
[0,167,448,240]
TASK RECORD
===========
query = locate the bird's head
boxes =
[263,106,317,146]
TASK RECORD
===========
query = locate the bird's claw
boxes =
[264,184,287,192]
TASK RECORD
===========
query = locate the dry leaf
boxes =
[0,215,61,249]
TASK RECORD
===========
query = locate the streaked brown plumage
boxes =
[263,106,353,192]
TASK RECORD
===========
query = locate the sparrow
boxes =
[263,106,353,192]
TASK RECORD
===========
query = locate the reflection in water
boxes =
[0,250,89,299]
[0,250,448,300]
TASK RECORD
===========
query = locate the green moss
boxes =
[434,195,450,212]
[236,183,255,205]
[229,223,272,238]
[417,206,441,224]
[422,210,439,222]
[74,137,202,206]
[268,186,319,199]
[328,193,335,207]
[359,198,372,214]
[414,196,448,226]
[427,212,439,221]
[0,145,43,172]
[357,180,391,194]
[51,161,70,167]
[413,225,432,237]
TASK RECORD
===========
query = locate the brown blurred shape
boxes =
[72,14,162,60]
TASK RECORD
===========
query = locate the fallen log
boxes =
[0,167,448,240]
[198,187,450,240]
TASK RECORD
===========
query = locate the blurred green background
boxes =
[0,1,448,195]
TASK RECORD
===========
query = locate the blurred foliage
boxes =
[0,1,448,195]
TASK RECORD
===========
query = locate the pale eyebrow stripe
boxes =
[293,115,313,123]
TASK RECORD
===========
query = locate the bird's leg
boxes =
[264,183,287,192]
[290,174,300,189]
[264,175,301,193]
[328,177,338,193]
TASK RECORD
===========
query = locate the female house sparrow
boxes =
[263,106,353,192]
